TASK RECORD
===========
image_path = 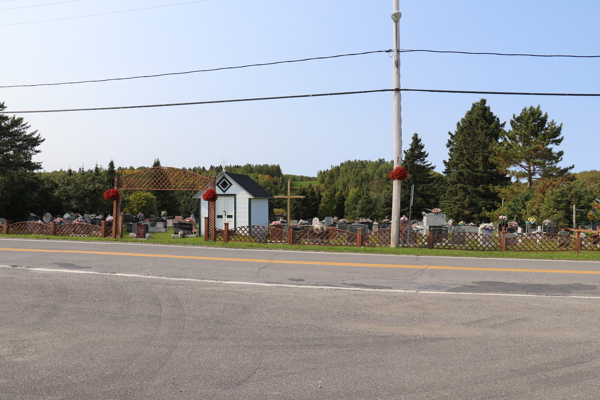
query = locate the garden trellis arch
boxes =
[111,167,216,239]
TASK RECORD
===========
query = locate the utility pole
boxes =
[390,0,402,247]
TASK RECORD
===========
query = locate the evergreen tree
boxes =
[492,105,574,189]
[357,188,375,219]
[106,160,116,187]
[441,99,509,223]
[401,133,438,217]
[334,191,346,219]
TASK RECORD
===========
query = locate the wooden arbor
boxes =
[112,167,216,238]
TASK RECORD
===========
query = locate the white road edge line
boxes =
[3,265,600,300]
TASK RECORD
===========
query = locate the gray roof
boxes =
[193,172,272,199]
[224,172,272,198]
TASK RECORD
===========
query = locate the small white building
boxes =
[194,172,272,235]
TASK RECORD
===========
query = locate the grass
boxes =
[291,181,320,188]
[2,231,600,261]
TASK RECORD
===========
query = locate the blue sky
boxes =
[2,0,599,176]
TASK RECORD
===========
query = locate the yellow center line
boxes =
[1,247,600,275]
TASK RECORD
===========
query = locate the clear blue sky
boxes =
[2,0,599,176]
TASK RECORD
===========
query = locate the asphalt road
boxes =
[2,238,600,399]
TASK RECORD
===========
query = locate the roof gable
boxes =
[222,172,272,198]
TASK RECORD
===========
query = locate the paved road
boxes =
[2,238,600,399]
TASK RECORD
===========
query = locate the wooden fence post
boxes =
[575,231,581,254]
[119,215,124,238]
[50,221,56,236]
[288,227,293,245]
[204,217,209,242]
[100,222,106,238]
[3,220,8,235]
[357,228,362,247]
[428,229,434,250]
[224,223,229,243]
[499,231,505,252]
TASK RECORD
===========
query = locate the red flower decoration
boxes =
[103,189,120,201]
[388,166,408,180]
[203,188,218,202]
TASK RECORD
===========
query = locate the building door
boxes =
[216,196,234,229]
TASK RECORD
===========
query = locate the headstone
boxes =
[84,214,93,223]
[291,220,298,226]
[0,218,5,225]
[429,225,449,244]
[349,223,369,235]
[43,214,52,223]
[174,222,194,235]
[175,216,183,222]
[136,224,146,239]
[337,221,347,231]
[167,219,174,228]
[312,217,321,227]
[324,217,334,228]
[547,222,557,234]
[423,213,446,230]
[558,230,571,247]
[124,214,132,223]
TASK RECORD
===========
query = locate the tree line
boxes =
[1,100,599,227]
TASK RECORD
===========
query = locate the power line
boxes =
[3,88,600,114]
[400,49,600,59]
[0,0,80,11]
[0,0,208,26]
[401,88,600,96]
[2,89,395,113]
[0,50,392,89]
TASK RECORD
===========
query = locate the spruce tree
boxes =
[441,99,509,223]
[401,133,437,218]
[491,105,574,189]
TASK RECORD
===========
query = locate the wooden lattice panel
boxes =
[119,167,213,191]
[294,228,356,246]
[505,233,573,252]
[580,234,600,251]
[434,233,500,251]
[208,201,215,240]
[56,223,102,237]
[7,222,51,236]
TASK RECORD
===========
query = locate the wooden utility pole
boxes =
[274,180,305,226]
[390,0,403,247]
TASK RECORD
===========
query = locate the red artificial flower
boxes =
[103,189,120,201]
[388,166,408,180]
[203,188,218,202]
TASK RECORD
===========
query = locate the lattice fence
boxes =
[432,232,500,251]
[56,223,102,237]
[505,233,574,252]
[7,221,52,236]
[119,167,214,191]
[580,234,600,251]
[293,228,357,246]
[364,229,428,248]
[215,226,287,243]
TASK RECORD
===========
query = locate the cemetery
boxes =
[1,165,599,254]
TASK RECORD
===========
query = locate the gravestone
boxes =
[291,220,298,226]
[337,221,347,231]
[423,213,446,231]
[123,214,132,223]
[0,218,4,225]
[505,232,518,247]
[349,223,369,235]
[547,222,557,234]
[379,222,391,230]
[312,217,321,227]
[174,222,194,236]
[167,219,174,228]
[430,225,449,244]
[558,230,571,247]
[324,217,334,229]
[136,224,146,239]
[43,214,52,223]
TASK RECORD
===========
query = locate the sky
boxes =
[2,0,599,177]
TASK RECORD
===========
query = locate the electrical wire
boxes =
[2,89,395,113]
[3,87,600,114]
[400,49,600,59]
[0,50,392,88]
[0,0,208,26]
[0,0,80,11]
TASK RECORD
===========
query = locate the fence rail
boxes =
[2,221,111,238]
[3,221,600,253]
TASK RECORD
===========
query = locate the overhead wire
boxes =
[3,88,600,114]
[400,49,600,58]
[0,0,208,26]
[0,50,393,88]
[0,0,80,11]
